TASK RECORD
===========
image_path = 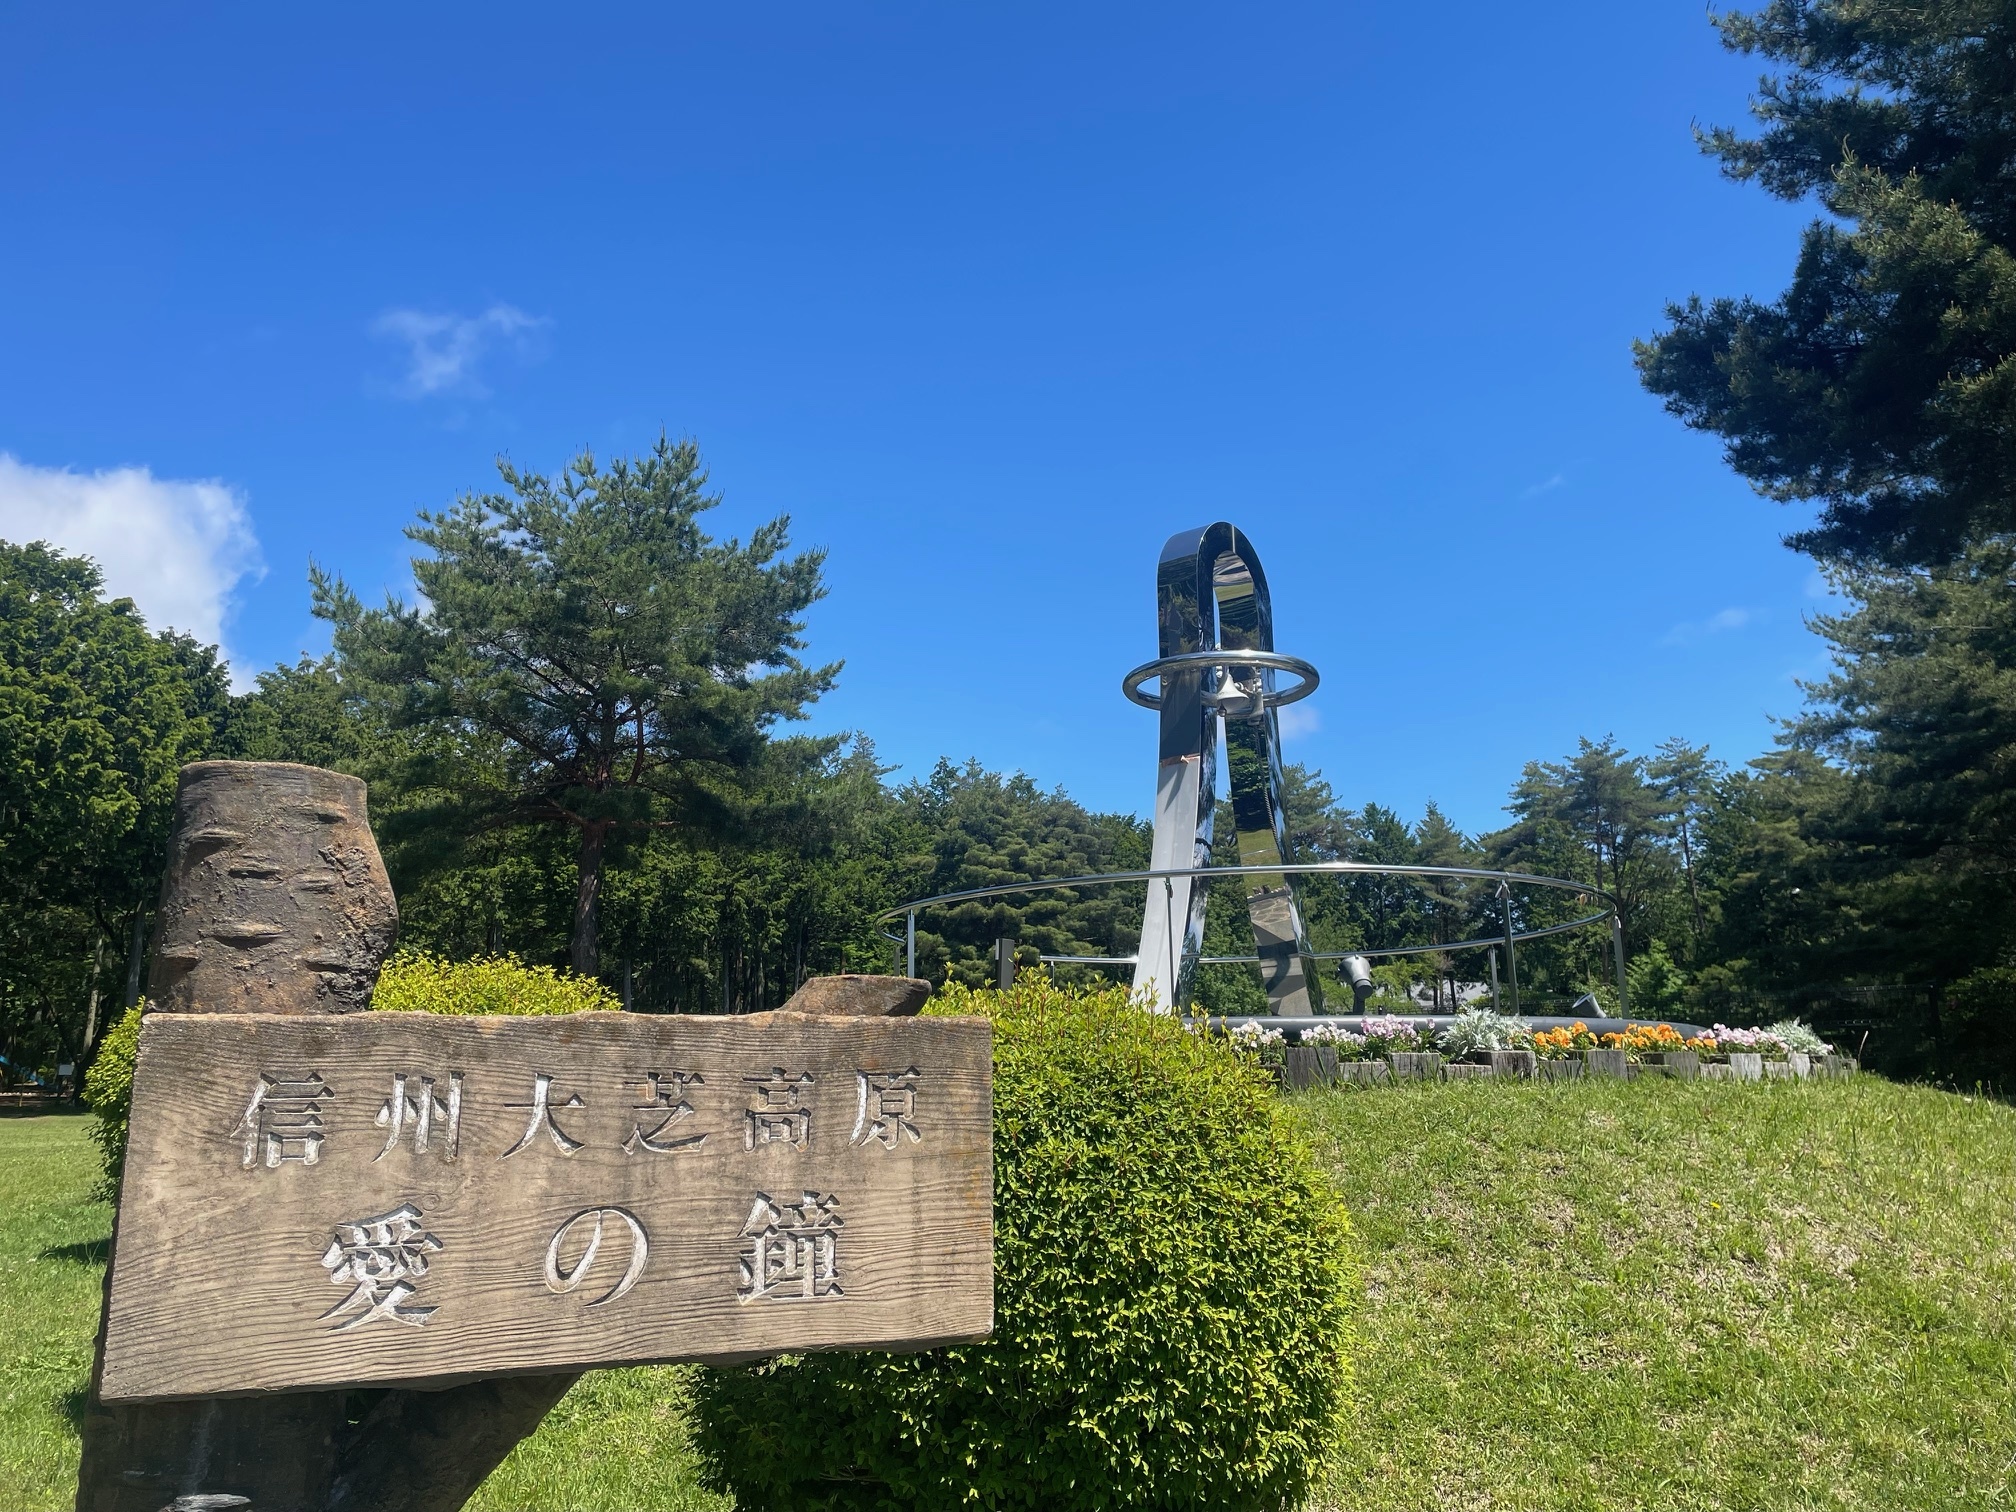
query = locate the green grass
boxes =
[0,1118,723,1512]
[0,1116,108,1508]
[465,1367,725,1512]
[6,1079,2012,1510]
[1298,1076,2016,1511]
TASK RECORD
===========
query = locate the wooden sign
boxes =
[99,1009,993,1404]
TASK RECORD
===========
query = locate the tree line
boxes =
[6,3,2014,1087]
[3,461,2008,1084]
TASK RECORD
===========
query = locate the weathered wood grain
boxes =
[102,1010,993,1404]
[146,762,398,1016]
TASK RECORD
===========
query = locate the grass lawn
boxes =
[1300,1076,2016,1511]
[0,1115,107,1510]
[4,1076,2011,1510]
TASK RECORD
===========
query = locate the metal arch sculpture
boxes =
[1121,524,1322,1013]
[875,519,1629,1021]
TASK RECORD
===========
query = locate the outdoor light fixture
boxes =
[1340,954,1375,1008]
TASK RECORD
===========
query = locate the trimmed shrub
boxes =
[81,953,617,1197]
[690,974,1359,1511]
[83,1004,144,1202]
[369,950,620,1016]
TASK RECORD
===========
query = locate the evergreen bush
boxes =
[690,974,1359,1511]
[1625,940,1689,1018]
[1941,968,2016,1088]
[81,952,617,1196]
[368,950,621,1016]
[82,1004,143,1202]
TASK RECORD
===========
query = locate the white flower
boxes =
[1226,1021,1284,1048]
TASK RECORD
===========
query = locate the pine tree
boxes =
[1637,1,2016,565]
[315,438,836,976]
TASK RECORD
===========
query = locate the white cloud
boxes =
[0,454,263,672]
[371,303,548,398]
[1661,606,1758,647]
[1274,702,1322,739]
[1520,472,1566,500]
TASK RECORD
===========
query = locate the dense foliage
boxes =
[1638,0,2016,566]
[79,1004,140,1201]
[8,375,2016,1088]
[690,975,1359,1511]
[0,543,228,1079]
[368,951,622,1016]
[312,436,837,975]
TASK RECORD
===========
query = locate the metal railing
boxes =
[876,860,1627,1015]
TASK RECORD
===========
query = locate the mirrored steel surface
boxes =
[879,513,1633,1019]
[1126,525,1320,1014]
[1121,650,1320,711]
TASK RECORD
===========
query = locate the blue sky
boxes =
[0,3,1827,834]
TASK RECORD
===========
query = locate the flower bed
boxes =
[1233,1013,1847,1091]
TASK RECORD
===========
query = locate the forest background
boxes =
[7,3,2016,1090]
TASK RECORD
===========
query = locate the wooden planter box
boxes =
[1281,1047,1390,1090]
[1267,1046,1850,1095]
[1387,1052,1443,1081]
[1281,1046,1324,1091]
[1579,1048,1629,1078]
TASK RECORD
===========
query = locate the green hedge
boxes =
[691,974,1360,1511]
[367,951,620,1016]
[82,952,618,1197]
[81,1005,143,1203]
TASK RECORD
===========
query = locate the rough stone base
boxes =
[777,975,931,1016]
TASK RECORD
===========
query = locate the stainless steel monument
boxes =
[879,520,1632,1023]
[1121,524,1321,1013]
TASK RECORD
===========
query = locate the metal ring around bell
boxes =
[1120,649,1320,713]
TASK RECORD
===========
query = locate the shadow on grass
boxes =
[40,1237,109,1266]
[58,1382,90,1430]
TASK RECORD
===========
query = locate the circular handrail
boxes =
[876,856,1622,1011]
[873,861,1617,926]
[1034,907,1612,967]
[1120,649,1320,714]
